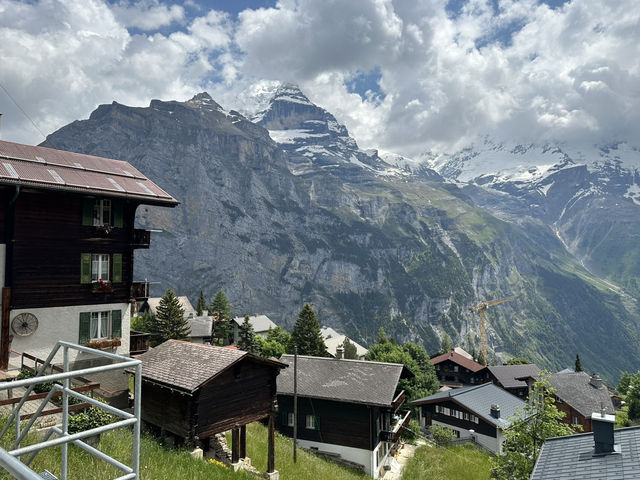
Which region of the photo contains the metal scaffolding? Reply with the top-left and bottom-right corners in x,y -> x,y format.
0,341 -> 142,479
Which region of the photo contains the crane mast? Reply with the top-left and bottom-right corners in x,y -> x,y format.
469,297 -> 510,366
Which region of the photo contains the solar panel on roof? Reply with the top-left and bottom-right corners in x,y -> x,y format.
2,163 -> 19,178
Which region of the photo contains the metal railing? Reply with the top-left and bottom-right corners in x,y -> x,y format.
0,341 -> 142,479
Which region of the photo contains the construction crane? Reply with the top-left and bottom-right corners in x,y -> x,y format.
469,297 -> 511,366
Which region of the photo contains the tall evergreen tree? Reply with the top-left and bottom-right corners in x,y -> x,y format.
441,333 -> 453,353
210,290 -> 233,345
154,288 -> 190,345
289,304 -> 327,356
342,337 -> 358,359
196,290 -> 207,316
237,314 -> 260,355
574,354 -> 583,372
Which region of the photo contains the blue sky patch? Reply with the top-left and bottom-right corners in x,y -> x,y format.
346,67 -> 385,103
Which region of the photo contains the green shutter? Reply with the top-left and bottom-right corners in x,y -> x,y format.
111,309 -> 122,338
80,253 -> 92,284
82,199 -> 93,226
112,253 -> 123,283
281,411 -> 287,426
79,313 -> 91,344
113,202 -> 123,228
315,416 -> 320,430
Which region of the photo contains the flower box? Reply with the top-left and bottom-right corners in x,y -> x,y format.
85,338 -> 122,350
91,279 -> 113,294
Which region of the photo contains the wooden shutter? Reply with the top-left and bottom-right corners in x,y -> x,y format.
80,253 -> 92,284
111,309 -> 122,338
78,313 -> 91,344
315,416 -> 320,430
281,411 -> 287,426
113,201 -> 124,228
112,253 -> 123,283
82,199 -> 93,226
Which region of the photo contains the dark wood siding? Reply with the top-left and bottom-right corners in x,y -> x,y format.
196,358 -> 278,438
141,381 -> 193,438
277,395 -> 373,450
3,189 -> 138,308
422,400 -> 498,438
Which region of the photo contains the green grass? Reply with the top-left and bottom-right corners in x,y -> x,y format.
233,422 -> 370,480
403,443 -> 493,480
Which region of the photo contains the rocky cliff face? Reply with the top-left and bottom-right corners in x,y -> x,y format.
41,91 -> 640,381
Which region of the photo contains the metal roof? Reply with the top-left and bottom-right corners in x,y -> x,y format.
550,372 -> 615,417
409,382 -> 528,430
0,140 -> 177,206
133,340 -> 285,393
487,364 -> 541,389
232,315 -> 278,333
277,355 -> 406,407
531,426 -> 640,479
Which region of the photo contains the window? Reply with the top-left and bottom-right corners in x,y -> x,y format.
453,366 -> 459,372
287,412 -> 295,427
93,199 -> 112,226
305,415 -> 319,430
91,311 -> 111,339
92,254 -> 110,281
573,416 -> 580,425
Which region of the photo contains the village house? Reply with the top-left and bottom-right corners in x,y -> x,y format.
276,353 -> 411,478
131,340 -> 286,466
549,372 -> 615,432
0,139 -> 177,368
140,295 -> 212,344
409,382 -> 527,454
429,350 -> 487,388
531,413 -> 640,479
320,326 -> 368,360
232,314 -> 278,343
486,364 -> 541,399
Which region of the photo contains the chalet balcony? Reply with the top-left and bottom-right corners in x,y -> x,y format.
391,390 -> 406,412
130,281 -> 150,299
379,410 -> 411,444
132,228 -> 151,249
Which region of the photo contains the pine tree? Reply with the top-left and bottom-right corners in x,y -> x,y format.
441,333 -> 453,353
196,290 -> 207,316
210,290 -> 233,345
289,304 -> 327,356
154,288 -> 190,345
377,327 -> 388,344
237,314 -> 260,355
574,354 -> 583,372
342,337 -> 358,359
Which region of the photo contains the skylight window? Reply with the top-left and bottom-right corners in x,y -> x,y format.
2,163 -> 19,179
136,181 -> 156,196
107,177 -> 125,192
48,169 -> 65,184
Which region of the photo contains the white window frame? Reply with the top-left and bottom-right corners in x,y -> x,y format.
91,254 -> 110,281
93,199 -> 112,226
572,416 -> 580,425
90,311 -> 112,340
287,412 -> 295,427
305,415 -> 316,430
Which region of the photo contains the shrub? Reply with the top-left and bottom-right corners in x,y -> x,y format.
431,425 -> 456,446
68,406 -> 116,434
401,419 -> 423,444
17,368 -> 55,394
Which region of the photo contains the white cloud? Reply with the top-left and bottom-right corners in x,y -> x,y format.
111,0 -> 185,31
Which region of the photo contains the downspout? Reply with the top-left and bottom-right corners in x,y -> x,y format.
2,185 -> 20,369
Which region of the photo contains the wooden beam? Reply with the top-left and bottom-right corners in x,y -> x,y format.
1,287 -> 11,370
240,424 -> 246,459
231,424 -> 240,464
267,413 -> 275,473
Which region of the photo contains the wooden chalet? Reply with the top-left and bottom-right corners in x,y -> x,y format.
486,364 -> 541,399
430,350 -> 487,388
0,139 -> 177,367
132,340 -> 286,467
410,382 -> 527,454
276,355 -> 412,479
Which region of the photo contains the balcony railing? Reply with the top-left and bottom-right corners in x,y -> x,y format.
130,281 -> 149,300
391,390 -> 405,412
132,229 -> 150,249
379,410 -> 411,444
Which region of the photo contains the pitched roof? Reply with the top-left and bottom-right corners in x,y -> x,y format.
0,139 -> 177,206
531,426 -> 640,479
409,382 -> 527,430
550,372 -> 615,417
276,355 -> 406,407
232,315 -> 277,332
146,296 -> 195,316
320,327 -> 368,358
133,339 -> 285,392
487,364 -> 541,389
430,351 -> 485,373
188,316 -> 213,338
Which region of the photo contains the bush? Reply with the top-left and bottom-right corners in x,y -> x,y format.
431,425 -> 456,446
401,419 -> 423,444
17,368 -> 55,394
68,406 -> 116,434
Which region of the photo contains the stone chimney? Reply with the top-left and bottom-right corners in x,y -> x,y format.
590,374 -> 603,389
591,412 -> 618,455
490,404 -> 500,419
335,346 -> 344,360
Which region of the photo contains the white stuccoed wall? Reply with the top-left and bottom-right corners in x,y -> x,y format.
296,439 -> 376,477
9,303 -> 131,365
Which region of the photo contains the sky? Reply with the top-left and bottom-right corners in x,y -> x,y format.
1,0 -> 639,157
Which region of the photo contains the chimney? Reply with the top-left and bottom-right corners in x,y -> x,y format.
591,412 -> 617,455
590,374 -> 603,389
335,347 -> 344,360
490,404 -> 500,419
